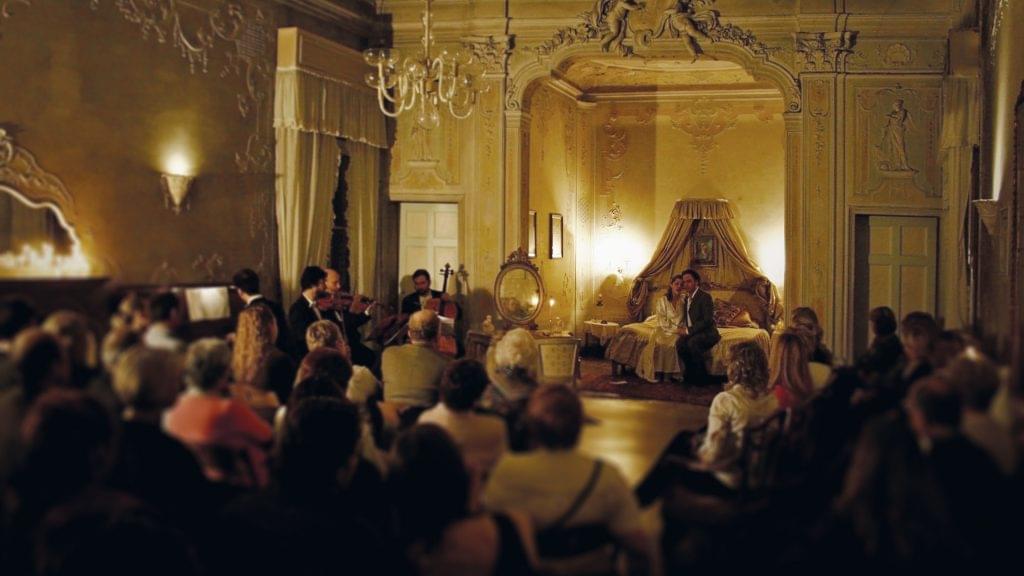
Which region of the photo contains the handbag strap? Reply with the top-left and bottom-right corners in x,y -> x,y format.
548,459 -> 604,532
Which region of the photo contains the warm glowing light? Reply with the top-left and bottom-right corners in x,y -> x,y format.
594,230 -> 646,278
753,234 -> 786,288
548,298 -> 556,308
0,242 -> 91,278
165,152 -> 192,176
530,293 -> 540,307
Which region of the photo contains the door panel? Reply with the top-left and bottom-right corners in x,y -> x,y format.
866,215 -> 938,323
399,203 -> 459,296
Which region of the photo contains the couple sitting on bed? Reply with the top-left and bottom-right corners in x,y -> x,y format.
654,269 -> 720,385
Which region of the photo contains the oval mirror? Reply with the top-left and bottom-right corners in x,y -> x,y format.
0,186 -> 89,277
494,247 -> 544,327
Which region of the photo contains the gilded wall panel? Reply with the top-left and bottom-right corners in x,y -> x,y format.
846,39 -> 946,73
845,76 -> 943,209
802,76 -> 835,337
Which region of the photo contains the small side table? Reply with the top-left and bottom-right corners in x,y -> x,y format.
583,320 -> 620,350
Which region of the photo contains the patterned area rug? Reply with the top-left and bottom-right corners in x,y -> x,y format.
577,359 -> 722,406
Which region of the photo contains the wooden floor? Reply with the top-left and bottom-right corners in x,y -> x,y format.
578,396 -> 710,487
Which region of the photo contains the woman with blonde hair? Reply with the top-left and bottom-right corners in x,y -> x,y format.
769,331 -> 815,409
231,305 -> 295,421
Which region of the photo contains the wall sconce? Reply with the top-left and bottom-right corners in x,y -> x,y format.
161,173 -> 195,214
973,198 -> 999,234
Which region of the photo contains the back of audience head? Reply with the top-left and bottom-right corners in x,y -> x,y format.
526,385 -> 583,450
0,295 -> 37,343
42,310 -> 97,371
492,327 -> 538,382
276,397 -> 360,500
931,330 -> 966,370
900,312 -> 939,362
305,319 -> 348,356
869,306 -> 898,337
392,424 -> 469,547
727,340 -> 770,395
408,309 -> 440,343
287,374 -> 345,413
147,292 -> 182,326
232,305 -> 277,385
12,328 -> 70,400
36,491 -> 200,576
942,353 -> 999,412
906,376 -> 962,438
110,292 -> 147,333
232,268 -> 261,298
294,348 -> 352,392
441,359 -> 490,412
18,389 -> 116,504
183,338 -> 231,393
112,346 -> 182,421
791,307 -> 823,339
769,331 -> 814,404
100,326 -> 140,372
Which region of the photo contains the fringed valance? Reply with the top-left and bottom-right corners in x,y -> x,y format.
274,68 -> 388,149
673,198 -> 735,220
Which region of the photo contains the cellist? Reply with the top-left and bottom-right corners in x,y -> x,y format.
401,269 -> 450,315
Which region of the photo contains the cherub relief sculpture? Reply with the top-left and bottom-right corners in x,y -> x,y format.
597,0 -> 646,55
653,0 -> 717,61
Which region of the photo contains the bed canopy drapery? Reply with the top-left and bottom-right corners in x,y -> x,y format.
625,198 -> 783,326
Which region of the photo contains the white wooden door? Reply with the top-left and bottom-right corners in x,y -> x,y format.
867,216 -> 938,324
398,203 -> 459,295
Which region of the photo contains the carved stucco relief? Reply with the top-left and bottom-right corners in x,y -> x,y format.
847,39 -> 946,73
794,31 -> 857,73
850,81 -> 942,206
600,108 -> 627,197
192,252 -> 225,281
668,97 -> 739,175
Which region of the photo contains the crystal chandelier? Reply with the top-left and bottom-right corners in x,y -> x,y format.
363,0 -> 486,129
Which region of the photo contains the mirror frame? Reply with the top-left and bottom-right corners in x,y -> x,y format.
493,247 -> 544,328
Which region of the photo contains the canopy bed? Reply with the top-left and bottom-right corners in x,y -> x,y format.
605,199 -> 782,383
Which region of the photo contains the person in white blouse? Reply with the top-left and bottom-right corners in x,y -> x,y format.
654,274 -> 687,334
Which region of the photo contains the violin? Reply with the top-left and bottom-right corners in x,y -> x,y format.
317,292 -> 375,313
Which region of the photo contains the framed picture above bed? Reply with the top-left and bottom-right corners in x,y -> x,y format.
692,234 -> 717,267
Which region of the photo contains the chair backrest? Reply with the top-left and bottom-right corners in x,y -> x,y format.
737,409 -> 787,498
534,336 -> 581,387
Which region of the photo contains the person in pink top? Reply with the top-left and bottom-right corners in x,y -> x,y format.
164,338 -> 273,488
769,331 -> 816,409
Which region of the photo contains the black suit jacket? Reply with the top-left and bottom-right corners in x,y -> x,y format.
246,296 -> 291,354
400,290 -> 443,315
288,296 -> 320,360
684,289 -> 719,339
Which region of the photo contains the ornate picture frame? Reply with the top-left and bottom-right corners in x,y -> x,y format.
692,234 -> 717,267
550,213 -> 563,259
528,210 -> 537,258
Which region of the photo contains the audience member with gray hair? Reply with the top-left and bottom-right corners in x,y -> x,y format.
481,328 -> 539,451
164,338 -> 272,487
381,309 -> 449,411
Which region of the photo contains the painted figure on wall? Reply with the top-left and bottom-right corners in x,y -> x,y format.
878,99 -> 913,172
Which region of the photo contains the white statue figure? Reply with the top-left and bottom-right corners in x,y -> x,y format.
878,98 -> 913,171
598,0 -> 646,54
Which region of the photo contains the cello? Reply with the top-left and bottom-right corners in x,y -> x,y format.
424,263 -> 460,356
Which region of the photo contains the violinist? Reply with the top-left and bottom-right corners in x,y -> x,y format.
322,267 -> 377,368
401,269 -> 448,315
287,266 -> 329,360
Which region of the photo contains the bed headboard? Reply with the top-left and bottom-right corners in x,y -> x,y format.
640,277 -> 779,331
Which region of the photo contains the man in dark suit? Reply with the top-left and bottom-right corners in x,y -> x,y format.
287,266 -> 328,361
232,268 -> 291,354
400,269 -> 444,315
674,268 -> 720,384
323,267 -> 377,369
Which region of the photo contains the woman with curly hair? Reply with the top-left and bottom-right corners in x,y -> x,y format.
231,305 -> 295,421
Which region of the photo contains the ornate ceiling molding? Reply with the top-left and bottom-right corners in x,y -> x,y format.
462,34 -> 513,75
0,129 -> 78,225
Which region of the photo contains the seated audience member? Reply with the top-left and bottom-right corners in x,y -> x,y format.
42,310 -> 118,412
217,398 -> 396,576
2,389 -> 116,575
905,376 -> 1010,559
231,305 -> 295,417
866,311 -> 938,413
791,306 -> 833,365
107,346 -> 209,530
484,386 -> 650,574
482,328 -> 538,451
825,411 -> 966,567
143,292 -> 185,353
769,331 -> 816,409
164,338 -> 272,488
943,354 -> 1016,475
0,329 -> 69,485
419,359 -> 508,481
109,291 -> 148,334
787,325 -> 832,388
856,306 -> 903,384
0,297 -> 37,391
394,424 -> 536,576
931,330 -> 967,370
636,341 -> 779,506
232,267 -> 291,353
305,319 -> 379,403
381,309 -> 449,411
100,326 -> 141,374
34,491 -> 201,576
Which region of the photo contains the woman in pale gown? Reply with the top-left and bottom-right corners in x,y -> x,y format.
638,274 -> 688,381
655,274 -> 687,333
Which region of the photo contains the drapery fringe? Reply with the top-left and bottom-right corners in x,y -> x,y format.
274,68 -> 388,149
672,198 -> 735,220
